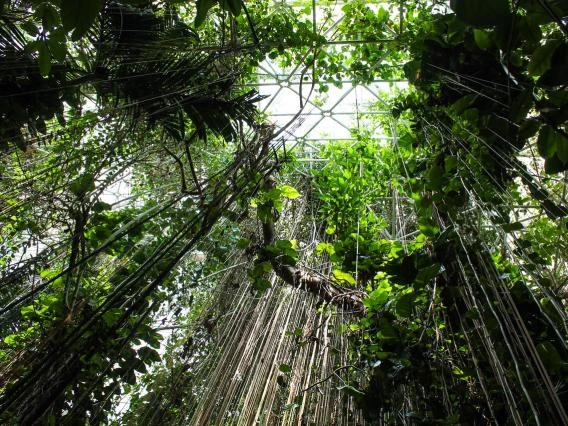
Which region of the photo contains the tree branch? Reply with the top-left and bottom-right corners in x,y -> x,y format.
259,177 -> 366,314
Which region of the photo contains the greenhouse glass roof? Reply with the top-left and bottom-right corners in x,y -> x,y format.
240,0 -> 409,150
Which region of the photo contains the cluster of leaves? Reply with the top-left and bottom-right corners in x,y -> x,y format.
376,17 -> 568,419
248,182 -> 300,292
0,0 -> 280,422
400,0 -> 568,178
1,0 -> 261,152
312,138 -> 400,284
312,111 -> 567,423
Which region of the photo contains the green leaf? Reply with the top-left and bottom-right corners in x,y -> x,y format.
519,119 -> 541,140
279,363 -> 292,373
37,2 -> 61,29
69,173 -> 95,197
38,42 -> 52,76
138,346 -> 161,365
418,217 -> 440,237
220,0 -> 242,15
61,0 -> 102,40
251,261 -> 272,277
236,238 -> 251,249
451,0 -> 511,27
252,277 -> 272,292
545,154 -> 567,174
364,281 -> 391,309
21,21 -> 38,37
528,40 -> 561,77
395,291 -> 415,318
315,242 -> 335,255
48,39 -> 67,62
332,269 -> 356,286
195,0 -> 216,27
509,88 -> 534,122
473,29 -> 492,50
444,156 -> 458,173
415,263 -> 441,286
536,342 -> 562,373
4,334 -> 18,346
502,222 -> 523,232
20,305 -> 37,319
450,94 -> 477,115
257,204 -> 272,223
538,126 -> 568,163
539,43 -> 568,87
93,201 -> 112,212
557,135 -> 568,163
377,318 -> 397,339
280,185 -> 301,199
427,165 -> 445,190
102,308 -> 123,328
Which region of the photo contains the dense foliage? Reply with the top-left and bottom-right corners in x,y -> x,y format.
0,0 -> 567,424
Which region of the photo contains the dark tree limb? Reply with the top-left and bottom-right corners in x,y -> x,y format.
163,145 -> 188,193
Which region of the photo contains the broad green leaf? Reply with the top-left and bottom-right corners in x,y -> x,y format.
537,126 -> 568,161
102,308 -> 123,328
236,238 -> 251,249
473,29 -> 492,50
332,269 -> 356,286
528,40 -> 561,77
195,0 -> 216,27
93,201 -> 112,212
415,263 -> 441,286
69,173 -> 95,197
280,185 -> 301,199
21,21 -> 38,37
377,318 -> 397,339
557,135 -> 568,163
138,346 -> 161,365
364,281 -> 391,309
403,59 -> 421,84
444,156 -> 458,173
395,291 -> 415,318
316,242 -> 335,255
501,222 -> 523,232
279,363 -> 292,373
38,42 -> 52,76
61,0 -> 102,40
451,0 -> 511,27
252,277 -> 272,292
20,305 -> 37,319
539,43 -> 568,87
48,39 -> 67,62
536,342 -> 562,373
251,261 -> 272,277
418,217 -> 440,237
544,154 -> 567,174
450,94 -> 477,115
4,334 -> 18,346
257,204 -> 272,223
509,88 -> 534,122
220,0 -> 242,16
36,2 -> 61,28
427,165 -> 444,190
273,198 -> 284,213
